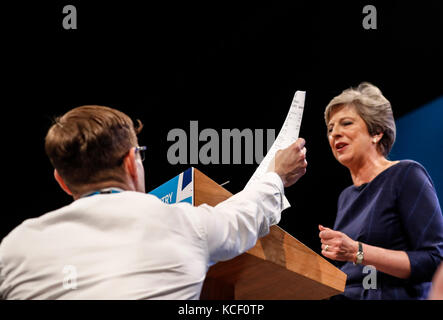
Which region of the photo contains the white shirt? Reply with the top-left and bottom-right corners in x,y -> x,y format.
0,172 -> 287,300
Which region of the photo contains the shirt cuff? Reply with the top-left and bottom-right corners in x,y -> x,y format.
262,172 -> 291,211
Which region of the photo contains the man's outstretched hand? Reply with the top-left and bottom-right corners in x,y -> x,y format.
274,138 -> 307,187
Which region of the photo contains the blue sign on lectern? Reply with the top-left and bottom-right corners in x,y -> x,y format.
149,167 -> 194,205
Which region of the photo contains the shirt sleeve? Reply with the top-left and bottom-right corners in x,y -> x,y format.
195,172 -> 286,264
398,162 -> 443,283
0,250 -> 5,299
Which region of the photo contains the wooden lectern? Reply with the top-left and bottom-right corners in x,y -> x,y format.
193,168 -> 347,300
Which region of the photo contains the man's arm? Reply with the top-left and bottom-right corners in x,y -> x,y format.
196,138 -> 307,263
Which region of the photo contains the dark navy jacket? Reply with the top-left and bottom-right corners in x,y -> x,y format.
333,160 -> 443,299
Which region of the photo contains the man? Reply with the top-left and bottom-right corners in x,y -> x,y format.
0,105 -> 307,299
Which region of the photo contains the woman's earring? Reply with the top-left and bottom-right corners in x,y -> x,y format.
373,138 -> 377,143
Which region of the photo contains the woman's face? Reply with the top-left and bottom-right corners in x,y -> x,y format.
327,104 -> 374,167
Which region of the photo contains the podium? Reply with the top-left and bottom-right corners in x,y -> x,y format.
150,168 -> 347,300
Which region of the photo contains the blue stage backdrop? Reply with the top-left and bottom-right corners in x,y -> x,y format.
390,96 -> 443,208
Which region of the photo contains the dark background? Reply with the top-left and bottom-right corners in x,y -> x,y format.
2,1 -> 443,257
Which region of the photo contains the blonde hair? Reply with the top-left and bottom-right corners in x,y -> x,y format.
324,82 -> 396,157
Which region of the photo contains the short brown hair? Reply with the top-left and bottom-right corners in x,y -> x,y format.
45,105 -> 143,190
324,82 -> 396,157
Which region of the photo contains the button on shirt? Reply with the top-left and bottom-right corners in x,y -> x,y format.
0,172 -> 287,299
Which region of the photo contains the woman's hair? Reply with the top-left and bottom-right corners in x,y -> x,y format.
324,82 -> 396,157
45,105 -> 143,191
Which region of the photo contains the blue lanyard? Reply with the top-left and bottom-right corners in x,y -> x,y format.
82,188 -> 122,198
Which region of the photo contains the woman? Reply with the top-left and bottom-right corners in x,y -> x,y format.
319,82 -> 443,299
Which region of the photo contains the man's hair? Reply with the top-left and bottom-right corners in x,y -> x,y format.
324,82 -> 396,157
45,105 -> 143,191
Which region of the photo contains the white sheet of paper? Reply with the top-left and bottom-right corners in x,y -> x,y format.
246,90 -> 306,208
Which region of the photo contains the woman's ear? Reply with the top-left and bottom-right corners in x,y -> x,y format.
373,132 -> 384,144
54,169 -> 73,196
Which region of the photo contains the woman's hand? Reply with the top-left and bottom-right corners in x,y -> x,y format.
319,225 -> 358,262
318,225 -> 412,279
